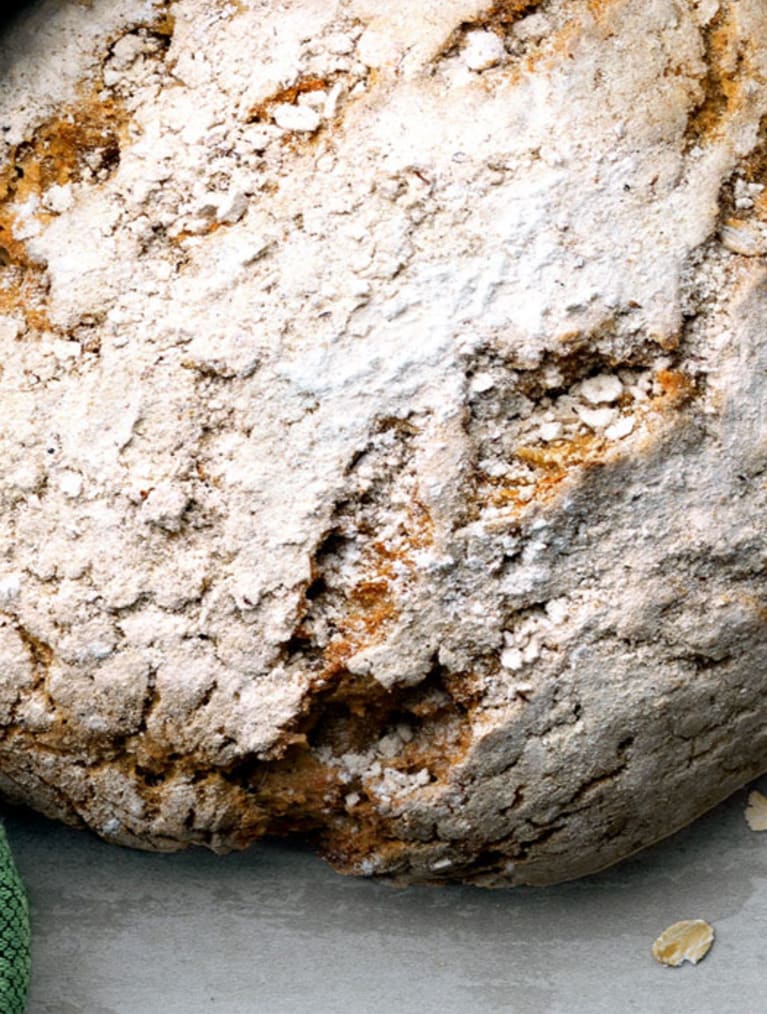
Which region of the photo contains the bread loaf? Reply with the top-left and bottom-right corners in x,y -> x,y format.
0,0 -> 766,885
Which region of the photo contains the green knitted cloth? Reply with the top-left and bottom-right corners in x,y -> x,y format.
0,823 -> 30,1013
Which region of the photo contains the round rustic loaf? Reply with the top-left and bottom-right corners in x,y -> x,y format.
0,0 -> 766,885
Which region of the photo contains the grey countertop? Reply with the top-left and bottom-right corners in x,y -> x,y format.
7,777 -> 767,1014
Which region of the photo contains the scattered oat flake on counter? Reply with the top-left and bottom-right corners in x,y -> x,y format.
744,790 -> 767,831
652,920 -> 714,968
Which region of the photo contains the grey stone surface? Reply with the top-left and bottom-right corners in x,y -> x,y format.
7,778 -> 767,1014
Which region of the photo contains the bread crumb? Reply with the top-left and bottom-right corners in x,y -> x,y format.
576,404 -> 617,430
579,374 -> 623,404
605,415 -> 635,441
431,857 -> 453,870
272,103 -> 321,133
463,31 -> 506,72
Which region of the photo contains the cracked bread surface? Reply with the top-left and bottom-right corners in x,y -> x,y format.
0,0 -> 766,886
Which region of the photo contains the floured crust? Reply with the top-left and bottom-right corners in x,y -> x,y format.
0,0 -> 766,886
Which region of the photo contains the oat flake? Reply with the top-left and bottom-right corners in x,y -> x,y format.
652,920 -> 714,968
745,790 -> 767,831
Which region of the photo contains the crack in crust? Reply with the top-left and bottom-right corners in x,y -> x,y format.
684,3 -> 745,151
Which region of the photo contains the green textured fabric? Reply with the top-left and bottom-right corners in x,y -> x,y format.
0,823 -> 30,1013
